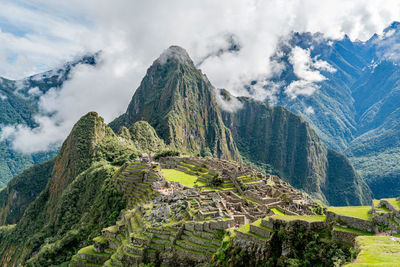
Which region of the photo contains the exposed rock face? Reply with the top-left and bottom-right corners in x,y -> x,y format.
110,46 -> 240,160
220,96 -> 372,205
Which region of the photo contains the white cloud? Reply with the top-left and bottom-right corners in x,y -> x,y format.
285,46 -> 336,99
285,80 -> 320,99
27,87 -> 42,97
214,89 -> 243,113
0,92 -> 6,100
305,106 -> 315,115
1,0 -> 400,153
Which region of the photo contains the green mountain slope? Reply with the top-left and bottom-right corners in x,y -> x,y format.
0,158 -> 55,225
0,112 -> 135,266
119,120 -> 166,153
110,46 -> 240,161
221,95 -> 372,205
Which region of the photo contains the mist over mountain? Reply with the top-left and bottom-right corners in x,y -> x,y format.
1,2 -> 400,265
251,22 -> 400,198
0,56 -> 96,187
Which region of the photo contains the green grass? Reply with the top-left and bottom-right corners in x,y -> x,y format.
377,206 -> 391,213
271,208 -> 285,215
161,169 -> 203,188
180,162 -> 208,173
382,198 -> 400,211
271,215 -> 326,222
93,236 -> 108,244
235,223 -> 269,241
333,226 -> 374,236
78,245 -> 111,257
252,219 -> 273,231
104,225 -> 119,234
345,236 -> 400,266
328,206 -> 372,221
236,223 -> 250,233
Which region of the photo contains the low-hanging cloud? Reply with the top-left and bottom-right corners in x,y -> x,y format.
285,46 -> 336,99
1,0 -> 400,153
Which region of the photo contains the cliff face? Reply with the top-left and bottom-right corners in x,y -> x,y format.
221,96 -> 372,205
110,46 -> 240,160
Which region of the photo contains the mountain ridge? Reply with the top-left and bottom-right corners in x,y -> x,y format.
266,24 -> 400,198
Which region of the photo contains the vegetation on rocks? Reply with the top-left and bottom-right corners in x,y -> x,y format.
0,158 -> 55,225
0,112 -> 129,266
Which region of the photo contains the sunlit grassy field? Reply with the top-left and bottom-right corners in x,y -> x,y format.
328,206 -> 372,221
161,169 -> 207,188
345,236 -> 400,266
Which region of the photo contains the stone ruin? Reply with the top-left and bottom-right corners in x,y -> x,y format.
70,156 -> 324,266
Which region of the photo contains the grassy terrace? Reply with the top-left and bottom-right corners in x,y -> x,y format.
78,245 -> 111,257
93,236 -> 107,244
180,162 -> 208,173
235,223 -> 269,241
271,208 -> 285,215
345,236 -> 400,266
271,214 -> 326,222
328,206 -> 372,221
333,226 -> 374,236
252,219 -> 273,231
161,169 -> 207,188
382,198 -> 400,211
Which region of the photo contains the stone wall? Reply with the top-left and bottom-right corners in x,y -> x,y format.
234,230 -> 267,246
332,229 -> 360,244
380,200 -> 400,217
326,211 -> 374,232
269,218 -> 326,231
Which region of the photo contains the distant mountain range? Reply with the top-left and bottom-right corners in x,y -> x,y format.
264,22 -> 400,198
0,55 -> 96,187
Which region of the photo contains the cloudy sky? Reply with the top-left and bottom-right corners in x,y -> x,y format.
1,0 -> 400,153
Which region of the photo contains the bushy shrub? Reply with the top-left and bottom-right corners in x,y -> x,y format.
210,174 -> 223,187
154,150 -> 180,160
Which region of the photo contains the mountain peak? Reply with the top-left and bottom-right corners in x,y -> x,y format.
156,45 -> 192,65
110,46 -> 240,160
